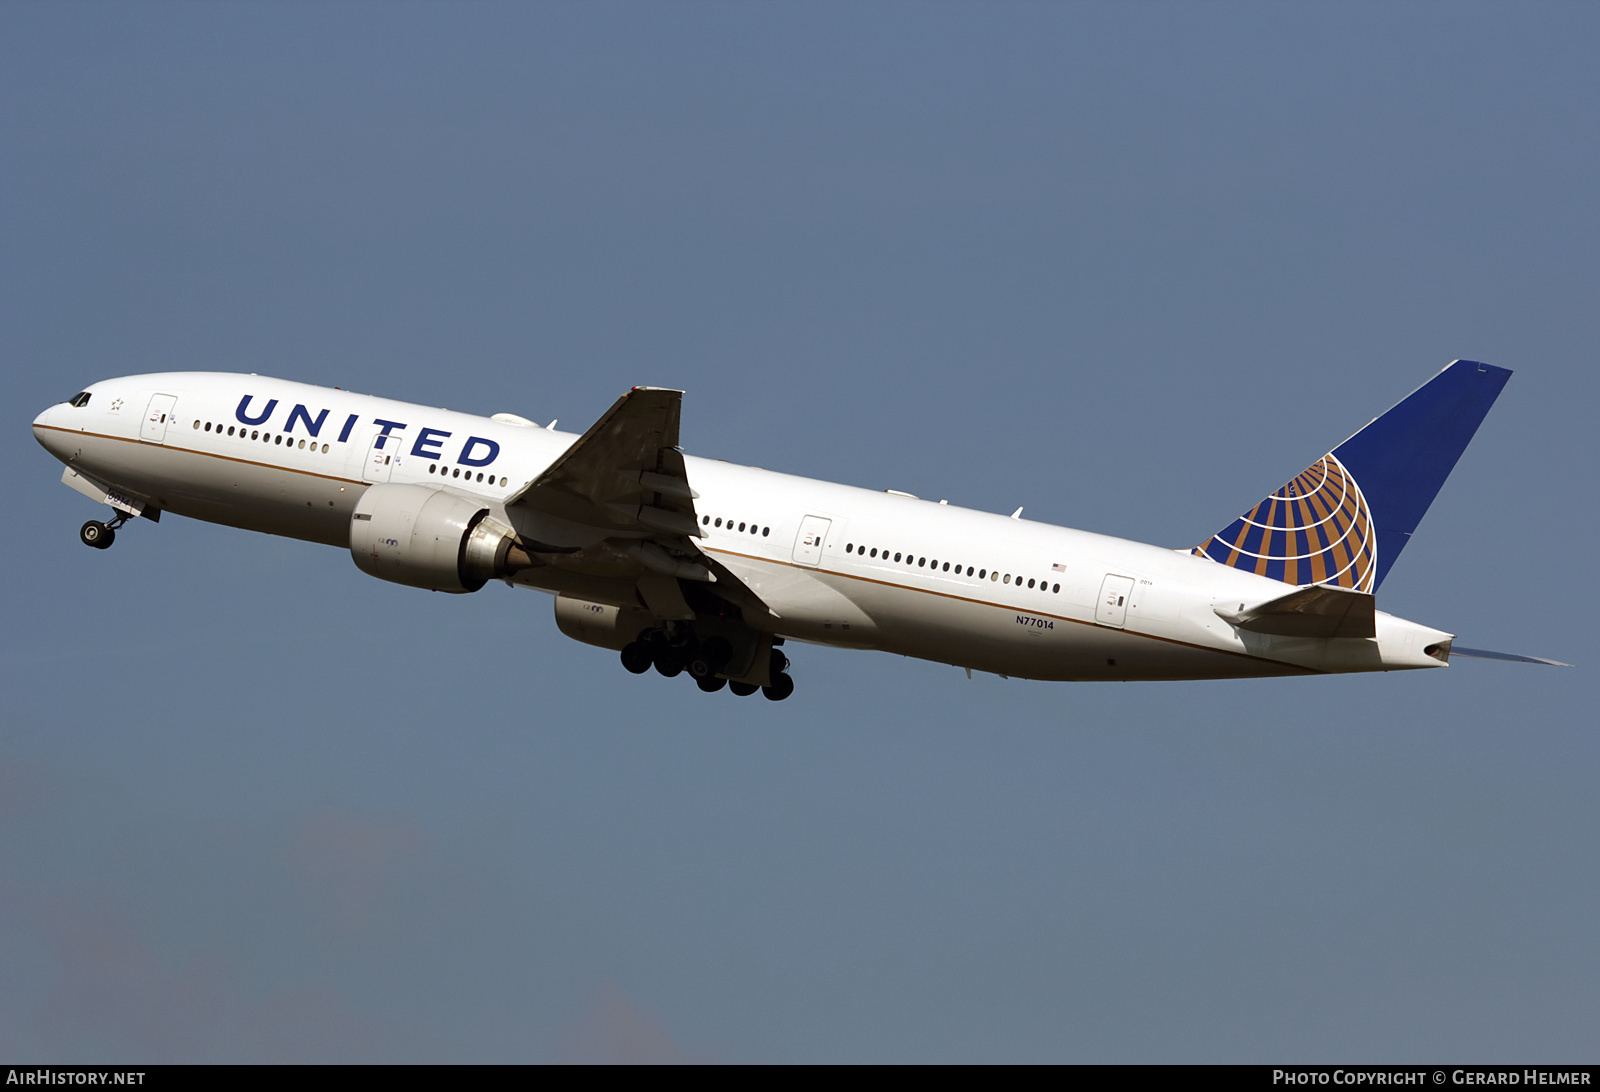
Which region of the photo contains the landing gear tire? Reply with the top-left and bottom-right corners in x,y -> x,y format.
653,650 -> 683,678
762,672 -> 795,702
728,681 -> 759,697
620,642 -> 653,674
695,674 -> 727,693
80,521 -> 114,549
688,637 -> 733,680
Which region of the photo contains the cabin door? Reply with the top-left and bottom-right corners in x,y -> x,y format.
792,515 -> 832,567
363,433 -> 398,483
140,394 -> 177,444
1096,574 -> 1135,628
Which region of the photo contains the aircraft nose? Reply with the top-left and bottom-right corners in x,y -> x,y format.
33,403 -> 66,457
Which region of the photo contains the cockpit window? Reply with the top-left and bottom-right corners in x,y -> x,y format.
67,392 -> 91,408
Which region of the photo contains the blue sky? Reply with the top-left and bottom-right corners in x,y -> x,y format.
2,1 -> 1596,1062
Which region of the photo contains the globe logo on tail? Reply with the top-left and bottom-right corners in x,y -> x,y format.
1193,453 -> 1377,592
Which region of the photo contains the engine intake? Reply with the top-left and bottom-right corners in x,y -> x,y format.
350,483 -> 533,593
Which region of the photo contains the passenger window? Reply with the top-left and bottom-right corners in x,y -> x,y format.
966,566 -> 974,576
325,445 -> 332,454
429,464 -> 436,474
762,527 -> 769,537
715,518 -> 722,527
1052,583 -> 1060,593
703,515 -> 710,525
1027,578 -> 1035,588
192,420 -> 200,429
298,439 -> 306,449
738,522 -> 746,532
477,473 -> 484,483
942,562 -> 950,572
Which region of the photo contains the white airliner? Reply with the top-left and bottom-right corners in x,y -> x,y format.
30,360 -> 1563,699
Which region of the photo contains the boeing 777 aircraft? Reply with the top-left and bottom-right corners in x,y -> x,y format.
30,360 -> 1563,700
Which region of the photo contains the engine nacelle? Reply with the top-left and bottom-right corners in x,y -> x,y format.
554,595 -> 656,651
350,483 -> 531,593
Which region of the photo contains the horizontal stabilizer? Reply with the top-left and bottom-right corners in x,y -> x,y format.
1214,583 -> 1375,639
1449,645 -> 1570,667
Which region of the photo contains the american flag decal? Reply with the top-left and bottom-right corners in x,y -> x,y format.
1051,563 -> 1066,572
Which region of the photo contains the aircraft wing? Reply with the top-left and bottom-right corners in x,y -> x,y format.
504,387 -> 773,620
509,386 -> 699,538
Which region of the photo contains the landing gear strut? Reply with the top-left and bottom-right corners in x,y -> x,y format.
80,513 -> 128,550
762,649 -> 794,702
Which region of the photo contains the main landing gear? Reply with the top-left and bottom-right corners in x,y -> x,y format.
80,514 -> 129,550
620,631 -> 796,701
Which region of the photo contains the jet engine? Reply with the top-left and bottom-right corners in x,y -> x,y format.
350,483 -> 533,593
553,595 -> 656,651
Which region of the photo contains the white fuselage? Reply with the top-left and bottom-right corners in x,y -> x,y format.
32,373 -> 1453,682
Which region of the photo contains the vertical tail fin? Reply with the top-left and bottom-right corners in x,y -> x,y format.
1195,360 -> 1512,591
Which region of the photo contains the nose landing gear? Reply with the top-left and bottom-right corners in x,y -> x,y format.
80,514 -> 129,550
